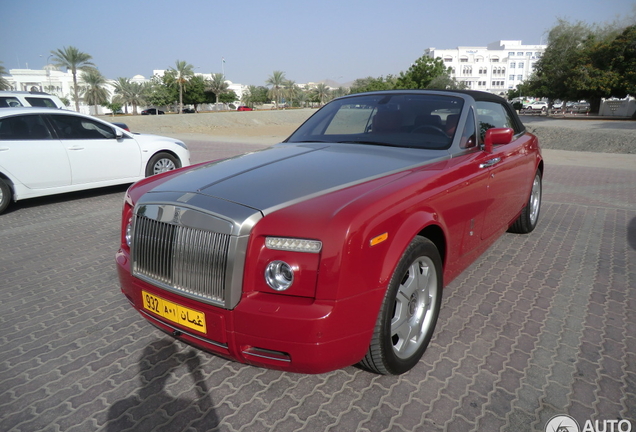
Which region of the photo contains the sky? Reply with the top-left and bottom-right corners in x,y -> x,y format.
2,0 -> 635,88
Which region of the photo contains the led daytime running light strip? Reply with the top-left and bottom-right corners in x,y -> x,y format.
265,237 -> 322,253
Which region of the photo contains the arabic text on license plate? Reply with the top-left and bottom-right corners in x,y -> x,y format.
142,290 -> 207,333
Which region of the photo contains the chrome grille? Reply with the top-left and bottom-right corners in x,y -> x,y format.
132,214 -> 231,306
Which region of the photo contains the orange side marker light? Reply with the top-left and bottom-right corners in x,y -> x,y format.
370,232 -> 389,247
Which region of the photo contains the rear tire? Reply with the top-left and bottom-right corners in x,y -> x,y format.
0,178 -> 12,214
509,170 -> 542,234
361,236 -> 443,375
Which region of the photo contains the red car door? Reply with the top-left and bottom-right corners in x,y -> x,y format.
477,102 -> 537,240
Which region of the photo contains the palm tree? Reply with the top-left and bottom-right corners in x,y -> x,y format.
266,70 -> 286,109
113,78 -> 145,115
314,83 -> 331,106
80,68 -> 110,115
50,46 -> 95,112
168,60 -> 194,113
332,86 -> 349,99
0,62 -> 10,91
296,90 -> 310,108
207,73 -> 229,105
283,80 -> 299,108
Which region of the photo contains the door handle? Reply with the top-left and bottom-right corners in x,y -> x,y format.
479,157 -> 501,168
68,146 -> 85,151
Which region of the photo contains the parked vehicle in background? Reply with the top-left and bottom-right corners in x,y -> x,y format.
141,108 -> 165,115
523,100 -> 548,111
237,106 -> 253,111
111,122 -> 130,131
0,107 -> 190,214
569,101 -> 590,114
116,89 -> 543,375
0,91 -> 65,109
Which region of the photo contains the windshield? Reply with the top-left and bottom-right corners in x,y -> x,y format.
287,93 -> 464,150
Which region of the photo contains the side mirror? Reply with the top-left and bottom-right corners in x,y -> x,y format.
483,128 -> 514,153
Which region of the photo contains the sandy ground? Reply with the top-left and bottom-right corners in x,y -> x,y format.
100,109 -> 636,171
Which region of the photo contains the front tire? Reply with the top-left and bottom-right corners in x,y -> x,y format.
146,152 -> 179,177
361,236 -> 443,375
0,178 -> 12,214
509,170 -> 542,234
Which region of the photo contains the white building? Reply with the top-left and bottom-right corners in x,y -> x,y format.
425,40 -> 546,95
3,66 -> 247,114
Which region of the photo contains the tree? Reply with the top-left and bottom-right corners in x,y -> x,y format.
183,75 -> 209,112
206,73 -> 229,104
266,71 -> 286,108
525,20 -> 596,103
0,62 -> 10,91
526,20 -> 636,112
241,85 -> 269,107
395,56 -> 449,89
144,75 -> 175,110
168,60 -> 194,113
113,77 -> 146,115
332,86 -> 349,99
590,25 -> 636,98
313,83 -> 331,106
219,90 -> 238,104
349,76 -> 397,94
296,90 -> 310,108
283,80 -> 300,107
80,68 -> 110,115
102,101 -> 123,116
427,74 -> 468,90
50,46 -> 95,112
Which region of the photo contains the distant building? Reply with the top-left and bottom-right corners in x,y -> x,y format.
3,67 -> 247,114
425,40 -> 546,95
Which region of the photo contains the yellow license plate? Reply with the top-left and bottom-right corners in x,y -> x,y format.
142,290 -> 207,334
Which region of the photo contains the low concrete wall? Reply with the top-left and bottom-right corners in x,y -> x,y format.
599,98 -> 636,117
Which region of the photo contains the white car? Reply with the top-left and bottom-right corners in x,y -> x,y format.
523,100 -> 548,111
0,107 -> 190,214
0,90 -> 66,109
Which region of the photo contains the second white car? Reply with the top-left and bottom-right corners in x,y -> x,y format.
0,107 -> 190,214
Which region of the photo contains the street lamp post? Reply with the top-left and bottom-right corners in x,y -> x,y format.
47,55 -> 52,92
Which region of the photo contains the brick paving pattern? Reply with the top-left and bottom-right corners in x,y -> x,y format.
0,139 -> 634,431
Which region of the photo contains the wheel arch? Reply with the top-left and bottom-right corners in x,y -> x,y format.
377,212 -> 448,290
145,150 -> 183,177
417,224 -> 447,267
0,172 -> 15,198
148,149 -> 182,165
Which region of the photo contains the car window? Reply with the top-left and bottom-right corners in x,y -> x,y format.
475,101 -> 515,142
288,94 -> 464,150
0,114 -> 52,140
25,97 -> 57,108
49,114 -> 116,140
0,97 -> 23,108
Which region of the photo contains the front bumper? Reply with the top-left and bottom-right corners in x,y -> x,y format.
116,249 -> 373,374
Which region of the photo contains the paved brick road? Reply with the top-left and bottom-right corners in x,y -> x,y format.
0,139 -> 634,431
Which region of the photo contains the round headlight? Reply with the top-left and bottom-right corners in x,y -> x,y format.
265,261 -> 294,291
